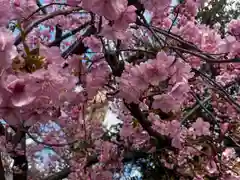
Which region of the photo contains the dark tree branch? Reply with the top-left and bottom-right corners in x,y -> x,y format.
14,7 -> 83,46
190,91 -> 218,125
48,22 -> 91,47
25,129 -> 77,147
125,103 -> 170,147
42,167 -> 71,180
128,0 -> 145,15
12,132 -> 27,180
61,25 -> 96,58
100,37 -> 170,147
41,149 -> 150,180
54,24 -> 63,47
24,2 -> 76,23
36,0 -> 47,14
193,68 -> 240,112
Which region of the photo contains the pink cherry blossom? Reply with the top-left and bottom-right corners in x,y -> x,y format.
91,170 -> 113,180
192,118 -> 211,136
167,120 -> 181,137
82,35 -> 102,52
100,24 -> 130,40
86,58 -> 110,98
170,80 -> 190,100
140,0 -> 171,13
206,160 -> 218,174
169,59 -> 193,84
82,0 -> 128,20
228,19 -> 240,40
222,148 -> 236,162
0,27 -> 17,69
141,51 -> 170,86
0,1 -> 15,26
26,65 -> 76,105
11,0 -> 38,19
39,45 -> 65,66
113,5 -> 137,30
5,78 -> 35,107
177,21 -> 202,46
171,134 -> 183,149
99,141 -> 118,163
152,94 -> 180,112
193,175 -> 205,180
67,0 -> 81,6
220,122 -> 229,134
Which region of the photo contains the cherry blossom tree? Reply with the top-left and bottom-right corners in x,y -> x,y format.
0,0 -> 240,180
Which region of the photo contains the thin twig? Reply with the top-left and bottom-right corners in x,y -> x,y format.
190,91 -> 218,124
14,7 -> 83,46
181,96 -> 211,123
25,2 -> 81,22
162,10 -> 179,48
48,22 -> 91,47
170,46 -> 240,64
25,129 -> 77,147
138,15 -> 164,47
193,68 -> 240,113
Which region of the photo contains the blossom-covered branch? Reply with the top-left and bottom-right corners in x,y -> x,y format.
0,0 -> 239,179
